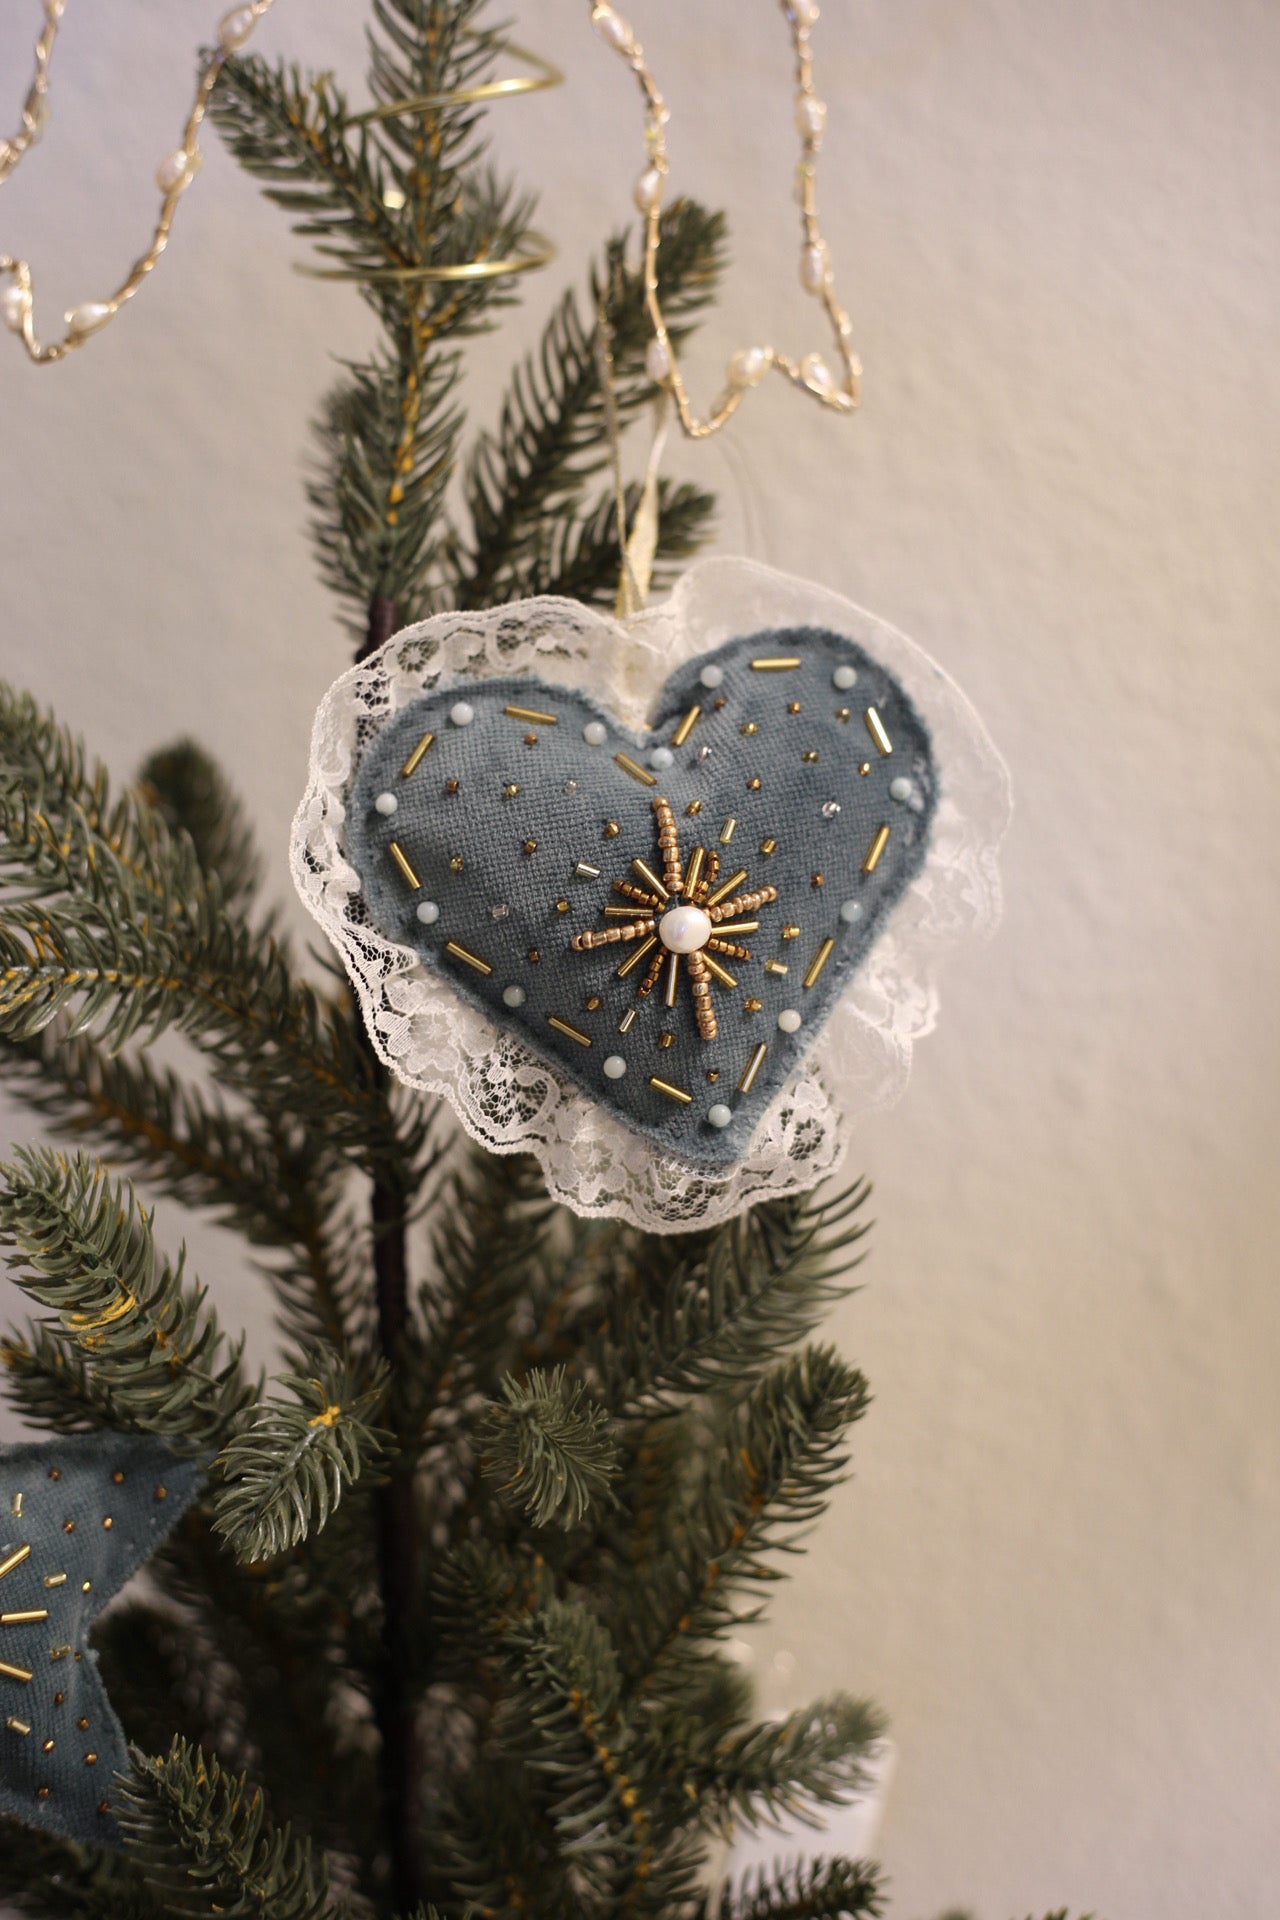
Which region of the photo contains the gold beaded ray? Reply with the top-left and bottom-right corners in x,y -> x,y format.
588,0 -> 861,437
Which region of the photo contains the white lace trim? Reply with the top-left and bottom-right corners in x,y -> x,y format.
290,558 -> 1011,1230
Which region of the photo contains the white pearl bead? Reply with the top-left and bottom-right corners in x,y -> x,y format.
416,900 -> 440,925
800,352 -> 834,394
890,776 -> 913,802
839,899 -> 862,925
1,284 -> 29,333
583,721 -> 607,746
727,346 -> 769,389
156,147 -> 198,194
658,905 -> 712,955
777,1008 -> 802,1034
218,7 -> 258,52
502,984 -> 527,1009
801,244 -> 827,294
449,701 -> 474,727
65,302 -> 112,338
791,0 -> 820,27
649,747 -> 674,770
699,664 -> 724,689
603,1054 -> 628,1080
592,6 -> 633,53
833,664 -> 857,690
634,167 -> 663,213
707,1104 -> 733,1129
645,336 -> 673,386
374,791 -> 398,816
796,96 -> 828,141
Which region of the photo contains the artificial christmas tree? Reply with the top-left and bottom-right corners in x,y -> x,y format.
0,5 -> 1038,1917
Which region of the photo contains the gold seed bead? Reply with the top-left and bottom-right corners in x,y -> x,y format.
604,820 -> 621,838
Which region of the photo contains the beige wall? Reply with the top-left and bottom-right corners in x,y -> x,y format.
1,2 -> 1277,1914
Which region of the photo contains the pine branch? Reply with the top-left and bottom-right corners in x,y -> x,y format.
480,1366 -> 619,1529
674,1695 -> 885,1829
0,1146 -> 253,1447
593,1183 -> 872,1414
0,683 -> 406,1168
624,1347 -> 871,1696
533,477 -> 716,609
698,1857 -> 886,1920
118,1737 -> 335,1920
213,1351 -> 391,1563
0,1821 -> 171,1920
451,199 -> 728,609
139,739 -> 265,914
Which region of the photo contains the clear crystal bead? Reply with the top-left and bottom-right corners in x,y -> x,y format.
696,746 -> 714,763
563,779 -> 579,794
491,903 -> 511,921
821,800 -> 841,818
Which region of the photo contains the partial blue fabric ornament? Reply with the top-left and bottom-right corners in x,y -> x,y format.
0,1432 -> 205,1845
293,559 -> 1010,1230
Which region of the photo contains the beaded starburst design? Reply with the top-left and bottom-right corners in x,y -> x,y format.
570,797 -> 779,1038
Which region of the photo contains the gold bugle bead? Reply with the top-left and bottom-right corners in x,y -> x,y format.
737,1042 -> 769,1094
864,706 -> 893,756
387,841 -> 421,890
710,920 -> 760,937
862,824 -> 891,874
683,845 -> 707,898
671,704 -> 701,746
0,1546 -> 31,1583
399,730 -> 435,777
445,942 -> 492,976
648,1076 -> 693,1106
700,951 -> 738,989
504,704 -> 558,725
615,752 -> 658,787
706,868 -> 749,909
750,657 -> 802,670
547,1015 -> 592,1047
802,937 -> 836,989
631,858 -> 669,902
662,951 -> 680,1008
616,933 -> 659,977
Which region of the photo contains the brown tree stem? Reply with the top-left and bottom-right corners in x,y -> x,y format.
358,590 -> 424,1914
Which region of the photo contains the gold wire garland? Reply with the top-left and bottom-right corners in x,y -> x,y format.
587,0 -> 861,438
0,4 -> 561,364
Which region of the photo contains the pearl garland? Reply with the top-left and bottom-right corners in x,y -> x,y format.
587,0 -> 862,438
1,2 -> 276,365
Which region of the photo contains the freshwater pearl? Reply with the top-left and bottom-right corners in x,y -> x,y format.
156,148 -> 197,194
707,1104 -> 732,1129
645,336 -> 672,385
633,167 -> 663,213
801,244 -> 827,294
796,96 -> 828,142
649,747 -> 674,770
890,776 -> 913,802
699,664 -> 724,689
839,899 -> 862,925
727,345 -> 769,389
218,7 -> 258,52
502,984 -> 527,1009
777,1008 -> 802,1034
603,1054 -> 628,1080
583,721 -> 608,746
658,904 -> 712,955
374,791 -> 398,816
65,302 -> 112,338
449,701 -> 474,726
592,6 -> 632,52
800,352 -> 834,394
416,900 -> 440,925
1,285 -> 29,333
832,665 -> 857,690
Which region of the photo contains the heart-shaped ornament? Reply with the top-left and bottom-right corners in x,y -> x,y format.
346,634 -> 933,1168
294,560 -> 1009,1228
